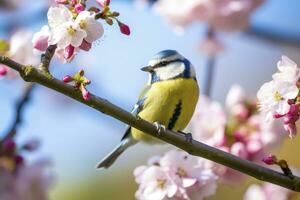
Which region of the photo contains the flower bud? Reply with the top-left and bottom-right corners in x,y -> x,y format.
0,65 -> 7,77
14,155 -> 24,166
83,78 -> 91,85
75,3 -> 85,13
118,21 -> 131,35
79,40 -> 92,51
233,131 -> 245,143
262,155 -> 277,165
81,86 -> 91,101
32,32 -> 49,52
2,139 -> 16,152
63,75 -> 73,83
96,0 -> 110,7
64,45 -> 75,60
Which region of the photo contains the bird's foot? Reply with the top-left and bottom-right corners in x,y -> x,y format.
154,122 -> 166,136
178,131 -> 193,143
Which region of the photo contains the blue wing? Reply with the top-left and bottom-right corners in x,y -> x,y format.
121,84 -> 151,140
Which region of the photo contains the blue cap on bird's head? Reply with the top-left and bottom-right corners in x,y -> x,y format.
141,50 -> 196,83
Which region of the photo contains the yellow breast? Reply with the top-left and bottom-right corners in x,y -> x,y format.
131,78 -> 199,143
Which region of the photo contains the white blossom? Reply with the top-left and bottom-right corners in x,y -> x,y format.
75,11 -> 104,43
257,80 -> 298,120
272,56 -> 300,85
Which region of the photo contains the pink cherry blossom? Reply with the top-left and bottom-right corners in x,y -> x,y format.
134,150 -> 218,200
32,26 -> 50,52
154,0 -> 264,32
243,183 -> 289,200
190,96 -> 227,147
191,85 -> 285,184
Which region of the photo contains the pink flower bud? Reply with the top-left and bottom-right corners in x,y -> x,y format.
63,75 -> 73,83
14,155 -> 24,166
32,34 -> 49,52
233,131 -> 246,143
81,86 -> 91,101
64,45 -> 75,60
3,139 -> 16,152
96,0 -> 110,7
118,22 -> 131,35
79,40 -> 92,51
75,3 -> 85,13
84,79 -> 91,85
262,155 -> 277,165
0,65 -> 7,77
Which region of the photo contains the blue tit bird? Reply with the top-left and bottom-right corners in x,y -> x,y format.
97,50 -> 200,169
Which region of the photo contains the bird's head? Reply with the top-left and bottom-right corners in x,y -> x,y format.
141,50 -> 196,83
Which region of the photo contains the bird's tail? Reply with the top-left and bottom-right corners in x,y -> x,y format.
96,135 -> 136,169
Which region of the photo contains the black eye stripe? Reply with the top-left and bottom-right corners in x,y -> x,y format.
153,59 -> 183,69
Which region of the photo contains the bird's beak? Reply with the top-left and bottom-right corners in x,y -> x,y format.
140,65 -> 154,72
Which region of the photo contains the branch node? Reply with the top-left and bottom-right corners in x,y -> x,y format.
20,65 -> 34,81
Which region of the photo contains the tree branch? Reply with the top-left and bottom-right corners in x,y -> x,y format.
39,45 -> 57,73
2,45 -> 57,140
3,83 -> 35,140
1,55 -> 300,192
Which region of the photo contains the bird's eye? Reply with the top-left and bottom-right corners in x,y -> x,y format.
160,61 -> 168,66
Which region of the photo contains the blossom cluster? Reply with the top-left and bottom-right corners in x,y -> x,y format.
257,56 -> 300,138
33,0 -> 130,63
134,150 -> 217,200
153,0 -> 264,32
63,69 -> 92,101
0,138 -> 54,200
190,85 -> 285,183
149,0 -> 264,56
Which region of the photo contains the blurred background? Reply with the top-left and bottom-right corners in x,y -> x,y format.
0,0 -> 300,199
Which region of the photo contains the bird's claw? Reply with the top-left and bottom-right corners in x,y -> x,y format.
178,131 -> 193,143
154,122 -> 166,136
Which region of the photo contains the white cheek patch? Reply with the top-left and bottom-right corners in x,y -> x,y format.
155,62 -> 185,80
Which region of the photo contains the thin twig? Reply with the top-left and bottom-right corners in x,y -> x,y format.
2,45 -> 57,140
3,83 -> 35,140
39,45 -> 57,73
1,55 -> 300,192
